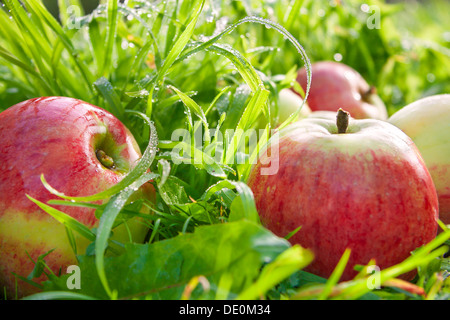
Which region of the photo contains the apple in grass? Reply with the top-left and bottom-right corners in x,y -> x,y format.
255,88 -> 311,129
247,109 -> 438,281
296,61 -> 388,120
276,88 -> 311,124
0,97 -> 155,298
388,94 -> 450,225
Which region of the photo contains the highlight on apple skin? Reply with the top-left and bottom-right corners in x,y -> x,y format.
247,109 -> 439,281
388,94 -> 450,225
0,97 -> 155,298
296,61 -> 388,120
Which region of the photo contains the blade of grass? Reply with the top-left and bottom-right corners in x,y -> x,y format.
4,0 -> 59,94
22,291 -> 97,300
146,0 -> 206,118
100,0 -> 119,78
317,248 -> 351,300
237,245 -> 314,300
94,77 -> 125,120
25,0 -> 96,95
25,195 -> 96,242
94,171 -> 157,299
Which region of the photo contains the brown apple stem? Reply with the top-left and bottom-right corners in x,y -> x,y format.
96,149 -> 115,169
336,109 -> 350,134
361,86 -> 376,102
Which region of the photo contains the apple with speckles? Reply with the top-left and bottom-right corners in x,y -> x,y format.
389,94 -> 450,225
0,97 -> 155,298
247,109 -> 438,281
296,61 -> 388,120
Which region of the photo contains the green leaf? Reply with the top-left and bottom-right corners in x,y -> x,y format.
51,220 -> 291,299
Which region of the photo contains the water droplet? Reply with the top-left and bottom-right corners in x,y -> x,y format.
333,53 -> 343,61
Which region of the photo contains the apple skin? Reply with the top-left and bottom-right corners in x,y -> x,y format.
255,88 -> 311,130
247,113 -> 438,281
388,94 -> 450,225
307,110 -> 344,120
0,97 -> 155,298
277,88 -> 311,124
296,61 -> 388,120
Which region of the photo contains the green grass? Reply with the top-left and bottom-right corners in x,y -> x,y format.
0,0 -> 449,300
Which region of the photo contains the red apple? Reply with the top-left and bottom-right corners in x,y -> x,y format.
0,97 -> 155,298
247,109 -> 438,281
388,94 -> 450,225
296,61 -> 388,120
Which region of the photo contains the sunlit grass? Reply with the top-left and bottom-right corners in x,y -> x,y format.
0,0 -> 449,300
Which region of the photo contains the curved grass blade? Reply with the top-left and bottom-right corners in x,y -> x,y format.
22,291 -> 97,300
201,179 -> 259,223
94,171 -> 158,299
25,195 -> 96,242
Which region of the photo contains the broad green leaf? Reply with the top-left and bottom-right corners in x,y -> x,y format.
45,220 -> 291,299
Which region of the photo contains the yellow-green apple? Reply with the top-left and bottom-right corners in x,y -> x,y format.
296,61 -> 388,120
388,94 -> 450,225
0,97 -> 155,298
277,88 -> 311,125
255,88 -> 311,129
247,109 -> 438,281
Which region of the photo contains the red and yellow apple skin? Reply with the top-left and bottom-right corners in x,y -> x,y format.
296,61 -> 388,120
0,97 -> 154,298
247,114 -> 438,281
388,94 -> 450,225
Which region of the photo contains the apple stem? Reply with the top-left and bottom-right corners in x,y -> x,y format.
361,86 -> 376,102
96,149 -> 115,169
336,109 -> 350,134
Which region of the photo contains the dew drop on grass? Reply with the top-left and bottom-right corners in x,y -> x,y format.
333,53 -> 343,61
426,73 -> 436,83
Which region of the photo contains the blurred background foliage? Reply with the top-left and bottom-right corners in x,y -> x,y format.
1,0 -> 449,117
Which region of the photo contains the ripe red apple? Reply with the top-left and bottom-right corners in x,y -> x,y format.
0,97 -> 155,298
247,109 -> 438,281
388,94 -> 450,225
296,61 -> 388,120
